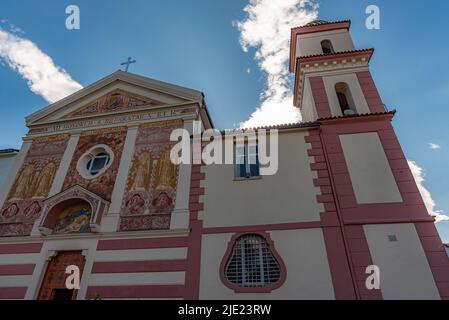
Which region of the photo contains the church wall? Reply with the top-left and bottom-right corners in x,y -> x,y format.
24,237 -> 98,299
0,242 -> 42,299
0,142 -> 32,209
62,127 -> 127,201
119,120 -> 183,232
199,229 -> 335,300
86,235 -> 189,299
200,130 -> 324,228
0,135 -> 70,237
339,132 -> 402,204
364,223 -> 440,300
316,115 -> 449,299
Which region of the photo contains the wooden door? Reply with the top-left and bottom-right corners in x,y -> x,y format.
37,251 -> 85,300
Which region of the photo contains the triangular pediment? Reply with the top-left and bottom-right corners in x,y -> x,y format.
27,71 -> 205,125
63,89 -> 165,118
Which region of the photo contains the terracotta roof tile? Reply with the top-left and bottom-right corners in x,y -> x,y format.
297,48 -> 374,61
291,19 -> 351,31
318,110 -> 396,121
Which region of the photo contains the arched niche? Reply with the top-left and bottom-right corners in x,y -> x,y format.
38,185 -> 109,236
42,199 -> 92,235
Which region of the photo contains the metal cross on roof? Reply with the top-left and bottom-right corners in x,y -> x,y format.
121,57 -> 137,72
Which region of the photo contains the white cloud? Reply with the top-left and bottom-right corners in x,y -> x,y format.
0,27 -> 82,103
235,0 -> 318,128
9,24 -> 25,35
408,160 -> 449,223
429,143 -> 441,150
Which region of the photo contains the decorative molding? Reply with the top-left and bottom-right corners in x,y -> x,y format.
80,126 -> 127,137
27,105 -> 198,136
32,134 -> 70,144
294,55 -> 371,108
45,250 -> 58,261
38,185 -> 110,236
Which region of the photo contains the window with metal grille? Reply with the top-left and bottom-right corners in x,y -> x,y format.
225,234 -> 281,287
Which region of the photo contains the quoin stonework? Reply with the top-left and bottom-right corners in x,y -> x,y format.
0,19 -> 448,300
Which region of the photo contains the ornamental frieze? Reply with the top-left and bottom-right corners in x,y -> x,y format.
27,105 -> 197,136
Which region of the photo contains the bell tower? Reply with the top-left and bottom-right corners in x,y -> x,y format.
290,20 -> 385,122
290,20 -> 449,300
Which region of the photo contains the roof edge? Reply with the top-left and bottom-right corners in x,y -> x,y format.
289,20 -> 352,72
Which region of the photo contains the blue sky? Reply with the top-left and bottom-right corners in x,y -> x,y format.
0,0 -> 448,241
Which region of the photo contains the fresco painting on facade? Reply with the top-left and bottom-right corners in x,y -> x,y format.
67,89 -> 164,118
0,135 -> 69,237
52,204 -> 91,234
62,127 -> 127,201
119,120 -> 182,231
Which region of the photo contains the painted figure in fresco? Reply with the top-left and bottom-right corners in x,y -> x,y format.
1,203 -> 19,221
104,93 -> 124,111
128,96 -> 151,108
129,151 -> 152,192
155,150 -> 177,191
125,194 -> 145,215
53,205 -> 91,234
23,202 -> 42,221
152,192 -> 173,213
33,162 -> 57,198
9,163 -> 36,200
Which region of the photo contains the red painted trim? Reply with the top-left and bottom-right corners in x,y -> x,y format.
309,77 -> 332,118
184,220 -> 203,300
305,129 -> 361,299
356,71 -> 385,113
322,227 -> 357,299
184,161 -> 206,300
0,243 -> 42,254
0,287 -> 27,299
86,285 -> 184,299
203,221 -> 328,235
344,217 -> 435,226
219,231 -> 287,294
415,222 -> 449,299
91,260 -> 186,274
289,20 -> 351,72
0,264 -> 35,276
96,237 -> 188,251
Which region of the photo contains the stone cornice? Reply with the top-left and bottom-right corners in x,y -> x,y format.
293,53 -> 372,108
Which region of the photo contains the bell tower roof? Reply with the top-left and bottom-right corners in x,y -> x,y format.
289,20 -> 352,72
304,20 -> 330,26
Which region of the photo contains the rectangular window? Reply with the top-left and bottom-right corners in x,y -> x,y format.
235,143 -> 260,179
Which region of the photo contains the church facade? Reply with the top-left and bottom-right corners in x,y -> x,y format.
0,20 -> 448,300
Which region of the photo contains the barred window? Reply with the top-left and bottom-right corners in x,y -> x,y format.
225,234 -> 281,287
